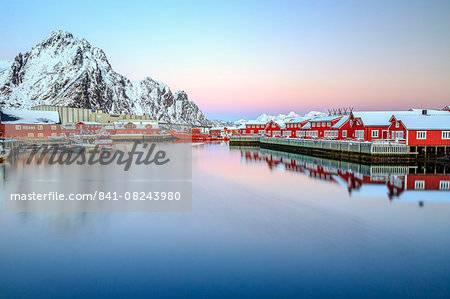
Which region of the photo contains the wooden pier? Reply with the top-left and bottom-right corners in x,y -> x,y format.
229,136 -> 417,164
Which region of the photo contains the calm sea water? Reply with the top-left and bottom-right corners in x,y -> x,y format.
1,142 -> 450,298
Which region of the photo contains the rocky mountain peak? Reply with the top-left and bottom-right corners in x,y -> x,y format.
0,30 -> 210,125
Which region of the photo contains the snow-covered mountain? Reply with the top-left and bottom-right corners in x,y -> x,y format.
237,110 -> 327,125
255,111 -> 301,123
0,30 -> 209,125
304,111 -> 327,118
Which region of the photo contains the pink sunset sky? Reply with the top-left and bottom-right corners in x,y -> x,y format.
1,0 -> 449,120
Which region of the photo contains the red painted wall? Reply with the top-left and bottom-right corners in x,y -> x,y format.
1,123 -> 61,138
76,123 -> 103,135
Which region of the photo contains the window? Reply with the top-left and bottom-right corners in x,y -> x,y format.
438,181 -> 450,190
317,123 -> 321,127
15,125 -> 21,130
395,131 -> 404,139
417,131 -> 427,139
38,125 -> 43,130
372,130 -> 379,138
442,131 -> 450,139
38,133 -> 44,137
28,133 -> 34,138
312,123 -> 316,127
415,180 -> 425,190
356,130 -> 364,139
259,130 -> 264,134
395,122 -> 399,128
328,122 -> 331,126
51,125 -> 56,130
51,133 -> 57,137
342,130 -> 347,138
440,181 -> 450,190
322,122 -> 326,127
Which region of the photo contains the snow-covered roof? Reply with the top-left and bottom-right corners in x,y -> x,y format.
331,115 -> 350,129
210,127 -> 225,131
285,117 -> 310,124
302,122 -> 311,129
409,109 -> 449,115
246,120 -> 267,125
0,109 -> 60,124
394,114 -> 450,130
352,111 -> 412,127
274,120 -> 286,129
309,115 -> 343,122
238,124 -> 246,129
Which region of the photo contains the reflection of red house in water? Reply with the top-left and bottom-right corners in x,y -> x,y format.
405,174 -> 450,191
238,148 -> 450,202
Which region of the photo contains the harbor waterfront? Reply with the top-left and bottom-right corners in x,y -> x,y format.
1,142 -> 450,297
229,136 -> 446,163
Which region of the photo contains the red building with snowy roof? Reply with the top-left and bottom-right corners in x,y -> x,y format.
264,120 -> 285,137
388,113 -> 450,146
76,122 -> 103,135
303,116 -> 343,139
105,121 -> 159,135
0,109 -> 61,138
242,120 -> 267,135
284,117 -> 310,138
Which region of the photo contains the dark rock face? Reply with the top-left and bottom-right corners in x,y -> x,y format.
0,30 -> 210,125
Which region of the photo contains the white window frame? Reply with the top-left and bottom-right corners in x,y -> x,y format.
38,125 -> 43,130
395,131 -> 404,139
442,131 -> 450,139
395,122 -> 399,128
417,131 -> 427,139
415,180 -> 425,190
439,181 -> 450,190
15,125 -> 22,130
371,130 -> 379,138
342,130 -> 347,138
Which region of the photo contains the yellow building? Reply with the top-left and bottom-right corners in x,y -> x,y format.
31,105 -> 151,124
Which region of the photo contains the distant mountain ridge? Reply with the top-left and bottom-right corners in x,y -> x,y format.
237,111 -> 327,125
0,30 -> 209,125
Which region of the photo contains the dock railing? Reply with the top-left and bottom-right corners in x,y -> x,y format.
257,137 -> 411,155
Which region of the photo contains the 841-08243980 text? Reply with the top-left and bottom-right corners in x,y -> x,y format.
9,191 -> 182,201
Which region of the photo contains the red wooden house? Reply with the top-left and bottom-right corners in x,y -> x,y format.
76,122 -> 103,135
388,114 -> 450,146
60,123 -> 76,137
112,121 -> 159,135
242,120 -> 267,135
284,117 -> 310,138
0,109 -> 61,138
264,120 -> 285,137
304,116 -> 343,139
